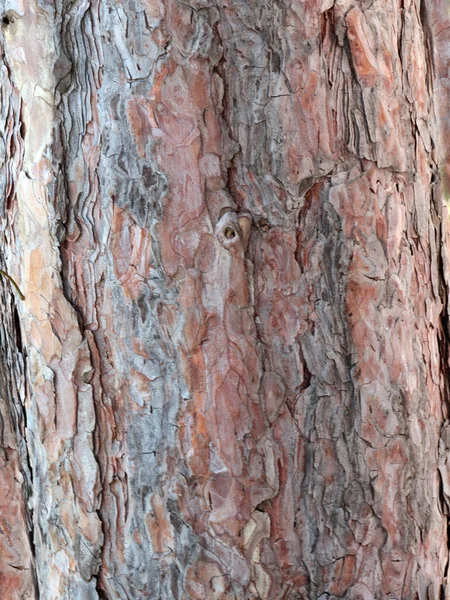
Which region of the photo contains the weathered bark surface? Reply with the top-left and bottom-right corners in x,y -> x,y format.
1,0 -> 450,598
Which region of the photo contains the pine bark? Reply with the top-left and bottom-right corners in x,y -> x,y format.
1,0 -> 450,598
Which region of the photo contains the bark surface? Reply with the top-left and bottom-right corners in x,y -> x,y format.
0,0 -> 450,598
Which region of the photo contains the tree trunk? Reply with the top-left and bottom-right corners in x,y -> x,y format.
1,0 -> 450,598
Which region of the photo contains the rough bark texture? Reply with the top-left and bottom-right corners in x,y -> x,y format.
1,0 -> 450,598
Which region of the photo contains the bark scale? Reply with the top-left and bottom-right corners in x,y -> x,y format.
0,0 -> 450,598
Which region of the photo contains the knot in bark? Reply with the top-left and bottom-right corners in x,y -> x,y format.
215,208 -> 252,251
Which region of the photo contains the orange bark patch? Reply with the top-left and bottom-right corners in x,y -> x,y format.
329,555 -> 356,596
146,494 -> 174,553
127,98 -> 153,158
346,8 -> 379,88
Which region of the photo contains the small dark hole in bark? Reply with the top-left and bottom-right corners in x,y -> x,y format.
224,227 -> 236,239
2,15 -> 13,26
259,217 -> 271,232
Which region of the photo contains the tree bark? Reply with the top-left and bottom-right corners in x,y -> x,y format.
1,0 -> 450,598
